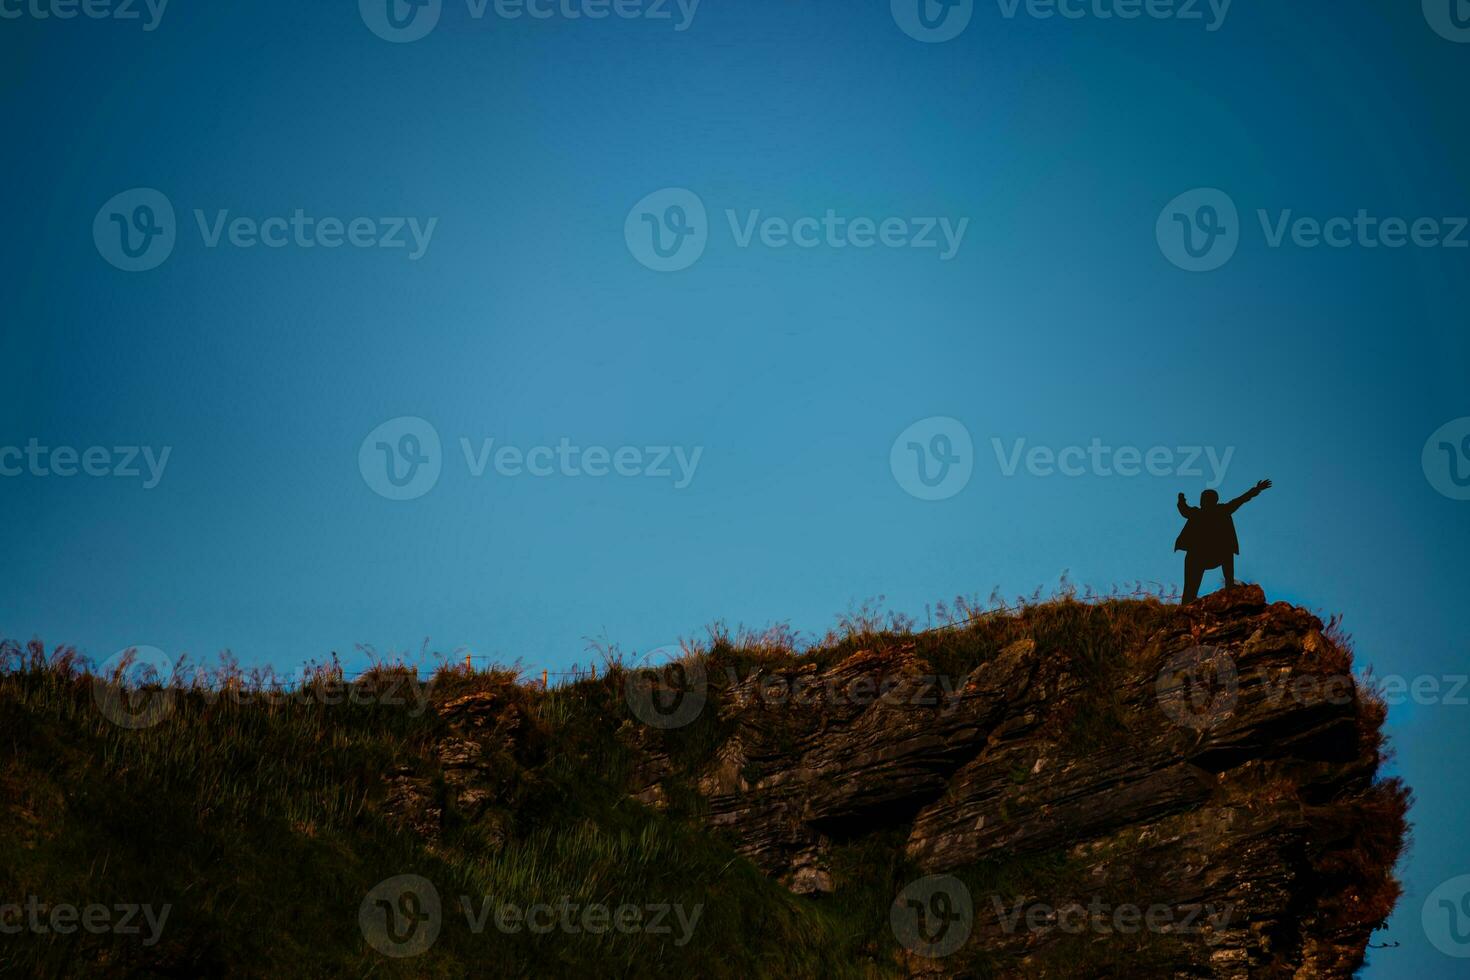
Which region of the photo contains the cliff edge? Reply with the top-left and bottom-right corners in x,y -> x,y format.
0,586 -> 1408,977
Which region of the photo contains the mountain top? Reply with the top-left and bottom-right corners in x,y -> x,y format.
0,586 -> 1409,977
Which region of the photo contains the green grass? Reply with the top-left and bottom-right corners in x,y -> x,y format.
0,588 -> 1406,977
1,637 -> 906,977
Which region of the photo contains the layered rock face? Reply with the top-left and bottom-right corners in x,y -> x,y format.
685,587 -> 1404,977
384,688 -> 534,844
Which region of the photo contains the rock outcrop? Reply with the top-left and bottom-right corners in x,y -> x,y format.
384,686 -> 534,844
672,587 -> 1406,977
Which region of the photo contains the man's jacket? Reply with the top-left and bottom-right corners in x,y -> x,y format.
1174,486 -> 1264,558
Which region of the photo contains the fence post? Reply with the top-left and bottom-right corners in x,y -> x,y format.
464,653 -> 472,673
542,669 -> 548,690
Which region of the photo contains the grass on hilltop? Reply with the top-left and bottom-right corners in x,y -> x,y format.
0,584 -> 1409,977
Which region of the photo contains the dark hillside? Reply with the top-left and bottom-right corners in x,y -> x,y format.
0,586 -> 1408,977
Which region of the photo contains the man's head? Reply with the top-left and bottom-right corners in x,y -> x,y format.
1201,489 -> 1220,507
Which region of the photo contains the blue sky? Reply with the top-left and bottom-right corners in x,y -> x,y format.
2,1 -> 1468,972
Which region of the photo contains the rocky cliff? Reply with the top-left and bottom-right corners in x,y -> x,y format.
3,586 -> 1404,977
623,586 -> 1408,977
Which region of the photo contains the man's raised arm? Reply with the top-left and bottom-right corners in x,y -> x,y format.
1225,479 -> 1273,513
1177,492 -> 1196,518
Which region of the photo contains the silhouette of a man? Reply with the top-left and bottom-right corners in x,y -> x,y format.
1175,479 -> 1271,603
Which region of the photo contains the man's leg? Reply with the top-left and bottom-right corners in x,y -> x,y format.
1182,555 -> 1204,603
1222,554 -> 1235,589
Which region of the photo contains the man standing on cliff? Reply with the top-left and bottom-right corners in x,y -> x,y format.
1176,479 -> 1272,603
